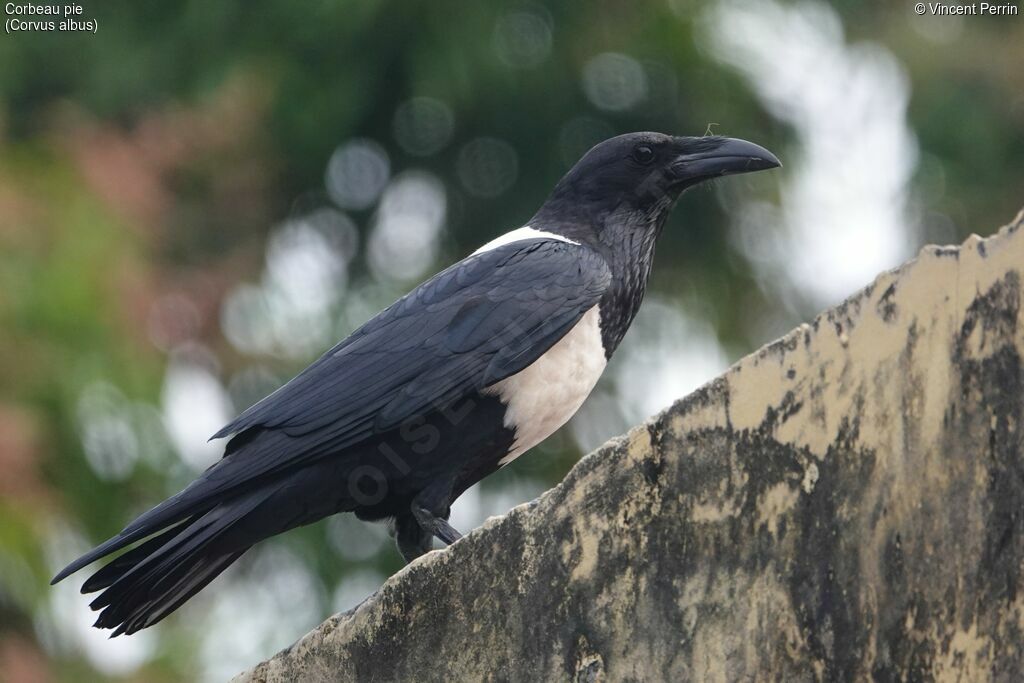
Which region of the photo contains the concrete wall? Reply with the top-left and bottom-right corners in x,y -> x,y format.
238,210 -> 1024,682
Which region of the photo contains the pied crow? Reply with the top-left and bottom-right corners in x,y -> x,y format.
52,132 -> 779,635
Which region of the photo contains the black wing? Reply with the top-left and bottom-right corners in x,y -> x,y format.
219,240 -> 608,438
53,238 -> 610,582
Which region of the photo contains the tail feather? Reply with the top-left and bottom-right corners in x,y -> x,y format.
83,495 -> 265,635
80,522 -> 190,594
50,491 -> 223,587
55,453 -> 350,635
107,550 -> 246,637
52,525 -> 171,586
50,435 -> 290,587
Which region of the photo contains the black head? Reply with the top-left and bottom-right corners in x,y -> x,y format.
531,132 -> 780,355
533,132 -> 780,236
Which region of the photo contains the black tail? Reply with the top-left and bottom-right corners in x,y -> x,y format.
78,494 -> 266,636
52,457 -> 352,635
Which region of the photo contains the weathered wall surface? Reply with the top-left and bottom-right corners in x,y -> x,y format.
238,210 -> 1024,683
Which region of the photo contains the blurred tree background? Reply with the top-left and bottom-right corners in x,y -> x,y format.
1,0 -> 1021,679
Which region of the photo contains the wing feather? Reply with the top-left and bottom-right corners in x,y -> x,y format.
116,239 -> 609,538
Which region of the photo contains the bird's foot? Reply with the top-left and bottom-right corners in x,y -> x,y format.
391,482 -> 463,562
411,503 -> 463,545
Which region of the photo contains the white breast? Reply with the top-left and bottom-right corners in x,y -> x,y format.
485,305 -> 606,465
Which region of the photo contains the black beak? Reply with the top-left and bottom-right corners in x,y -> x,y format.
670,137 -> 781,184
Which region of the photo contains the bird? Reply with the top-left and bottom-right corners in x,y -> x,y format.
52,131 -> 779,635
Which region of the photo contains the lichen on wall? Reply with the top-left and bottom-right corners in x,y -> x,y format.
238,210 -> 1024,683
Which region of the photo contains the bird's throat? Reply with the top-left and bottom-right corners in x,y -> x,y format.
596,216 -> 660,357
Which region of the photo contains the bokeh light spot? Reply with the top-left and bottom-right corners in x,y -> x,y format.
368,171 -> 447,282
393,97 -> 455,157
456,137 -> 519,198
493,8 -> 553,68
582,52 -> 648,112
325,139 -> 391,210
76,383 -> 140,482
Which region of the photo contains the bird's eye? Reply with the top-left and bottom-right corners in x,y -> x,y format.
632,146 -> 654,165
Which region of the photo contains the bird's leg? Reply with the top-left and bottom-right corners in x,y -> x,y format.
392,513 -> 433,563
410,481 -> 463,546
